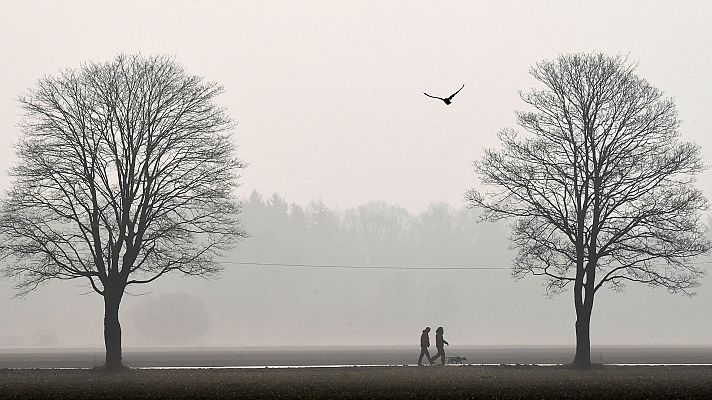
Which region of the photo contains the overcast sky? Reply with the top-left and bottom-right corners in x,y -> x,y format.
1,1 -> 712,348
2,0 -> 711,212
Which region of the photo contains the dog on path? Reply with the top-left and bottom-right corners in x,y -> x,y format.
447,356 -> 468,364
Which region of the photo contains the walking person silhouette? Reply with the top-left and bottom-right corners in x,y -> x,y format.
418,327 -> 432,366
430,327 -> 449,365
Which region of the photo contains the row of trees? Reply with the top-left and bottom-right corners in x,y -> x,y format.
238,192 -> 508,268
0,52 -> 708,370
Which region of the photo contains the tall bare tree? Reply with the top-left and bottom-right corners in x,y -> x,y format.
0,54 -> 245,370
467,53 -> 710,368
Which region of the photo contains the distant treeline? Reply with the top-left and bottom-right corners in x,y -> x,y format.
234,192 -> 512,268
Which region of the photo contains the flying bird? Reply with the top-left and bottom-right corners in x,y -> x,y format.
423,84 -> 465,105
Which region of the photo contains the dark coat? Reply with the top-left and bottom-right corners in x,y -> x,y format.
435,332 -> 448,349
420,331 -> 430,348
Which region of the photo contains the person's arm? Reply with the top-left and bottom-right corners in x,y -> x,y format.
444,339 -> 449,345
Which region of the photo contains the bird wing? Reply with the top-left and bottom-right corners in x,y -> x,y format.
447,84 -> 465,100
423,92 -> 443,100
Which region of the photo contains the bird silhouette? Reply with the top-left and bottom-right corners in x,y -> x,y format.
424,84 -> 464,105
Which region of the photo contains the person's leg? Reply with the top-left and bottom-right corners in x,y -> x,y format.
430,348 -> 441,364
418,348 -> 426,365
438,347 -> 445,365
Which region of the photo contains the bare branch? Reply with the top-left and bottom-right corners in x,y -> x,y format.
0,54 -> 245,298
469,53 -> 710,303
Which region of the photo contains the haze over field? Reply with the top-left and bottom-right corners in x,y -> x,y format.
1,1 -> 712,349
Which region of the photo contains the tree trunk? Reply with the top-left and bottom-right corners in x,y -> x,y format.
572,305 -> 592,369
103,289 -> 125,371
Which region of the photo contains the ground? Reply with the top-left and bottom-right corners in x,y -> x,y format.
1,365 -> 712,399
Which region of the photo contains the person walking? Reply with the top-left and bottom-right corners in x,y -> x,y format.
430,326 -> 449,365
418,327 -> 432,366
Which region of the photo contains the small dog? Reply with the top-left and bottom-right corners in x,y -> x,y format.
447,356 -> 467,364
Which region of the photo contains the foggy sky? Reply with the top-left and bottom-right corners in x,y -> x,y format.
1,1 -> 712,348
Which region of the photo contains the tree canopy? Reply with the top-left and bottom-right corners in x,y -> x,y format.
0,54 -> 244,369
468,53 -> 710,367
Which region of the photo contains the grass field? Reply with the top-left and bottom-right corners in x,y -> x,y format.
2,365 -> 712,399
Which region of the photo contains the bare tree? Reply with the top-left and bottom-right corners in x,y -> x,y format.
0,54 -> 245,370
467,53 -> 710,368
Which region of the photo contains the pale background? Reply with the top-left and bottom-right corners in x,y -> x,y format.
0,0 -> 711,347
